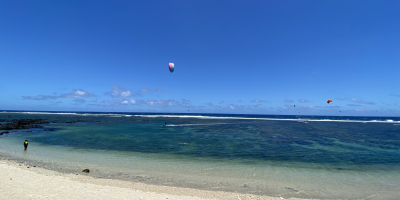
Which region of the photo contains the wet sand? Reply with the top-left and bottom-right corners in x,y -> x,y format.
0,159 -> 305,200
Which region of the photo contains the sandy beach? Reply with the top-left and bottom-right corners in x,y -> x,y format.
0,159 -> 305,200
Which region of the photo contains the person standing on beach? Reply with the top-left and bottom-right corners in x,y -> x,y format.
24,140 -> 28,150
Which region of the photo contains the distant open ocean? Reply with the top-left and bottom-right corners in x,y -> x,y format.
1,111 -> 399,199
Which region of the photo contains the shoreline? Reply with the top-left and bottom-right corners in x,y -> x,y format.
0,158 -> 305,200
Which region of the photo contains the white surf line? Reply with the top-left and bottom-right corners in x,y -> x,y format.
165,123 -> 230,126
135,115 -> 400,124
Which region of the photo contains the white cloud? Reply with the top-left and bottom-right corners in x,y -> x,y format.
334,97 -> 375,105
50,101 -> 62,105
73,99 -> 86,103
298,104 -> 319,108
147,99 -> 156,105
22,95 -> 58,100
355,109 -> 367,112
121,91 -> 132,97
350,98 -> 375,105
251,99 -> 266,103
99,98 -> 141,106
181,98 -> 190,104
105,86 -> 134,97
298,99 -> 309,103
22,89 -> 96,100
71,98 -> 86,105
75,90 -> 85,96
61,89 -> 96,98
94,98 -> 191,108
348,104 -> 362,107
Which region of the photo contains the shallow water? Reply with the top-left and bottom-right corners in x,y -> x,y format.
1,111 -> 400,199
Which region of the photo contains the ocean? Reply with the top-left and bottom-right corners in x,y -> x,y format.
0,111 -> 399,199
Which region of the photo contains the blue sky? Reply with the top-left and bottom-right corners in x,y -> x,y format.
1,0 -> 399,116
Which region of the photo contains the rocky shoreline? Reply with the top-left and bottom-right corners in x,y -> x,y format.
0,118 -> 85,135
0,119 -> 49,130
0,119 -> 51,135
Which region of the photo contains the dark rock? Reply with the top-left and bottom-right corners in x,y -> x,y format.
285,187 -> 299,192
65,119 -> 84,123
0,119 -> 49,130
82,169 -> 90,173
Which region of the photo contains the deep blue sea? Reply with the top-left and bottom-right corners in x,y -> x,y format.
1,111 -> 400,199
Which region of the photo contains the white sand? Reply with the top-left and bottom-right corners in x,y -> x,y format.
0,160 -> 305,200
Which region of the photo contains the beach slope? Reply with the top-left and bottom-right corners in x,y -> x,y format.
0,160 -> 299,200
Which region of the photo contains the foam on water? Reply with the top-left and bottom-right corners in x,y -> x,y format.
165,123 -> 230,127
136,114 -> 400,124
